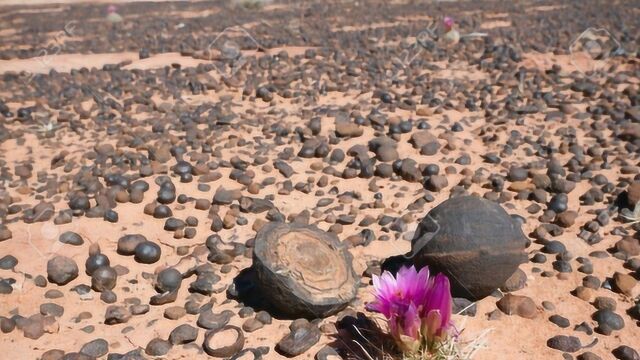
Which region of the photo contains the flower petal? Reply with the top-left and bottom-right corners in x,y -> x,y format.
403,302 -> 421,340
423,309 -> 442,340
424,273 -> 452,335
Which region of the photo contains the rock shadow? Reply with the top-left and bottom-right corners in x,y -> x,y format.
325,312 -> 396,360
230,266 -> 300,321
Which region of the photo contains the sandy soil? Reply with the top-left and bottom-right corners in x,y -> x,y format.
0,1 -> 638,360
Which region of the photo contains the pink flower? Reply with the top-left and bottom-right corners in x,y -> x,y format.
443,16 -> 455,30
367,266 -> 430,318
367,266 -> 454,353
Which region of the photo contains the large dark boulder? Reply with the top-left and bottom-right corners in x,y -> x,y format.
409,196 -> 528,300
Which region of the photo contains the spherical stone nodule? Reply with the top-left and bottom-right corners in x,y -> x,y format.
91,266 -> 118,292
47,256 -> 79,286
117,234 -> 147,256
85,254 -> 110,276
156,268 -> 182,293
134,241 -> 161,264
409,195 -> 528,300
252,222 -> 359,319
145,337 -> 172,356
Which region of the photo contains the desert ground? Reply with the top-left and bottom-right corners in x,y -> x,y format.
0,0 -> 639,359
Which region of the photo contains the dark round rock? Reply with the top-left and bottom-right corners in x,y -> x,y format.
41,349 -> 65,360
40,303 -> 64,317
276,321 -> 321,357
583,276 -> 601,289
593,309 -> 625,334
85,254 -> 110,276
508,167 -> 529,182
169,324 -> 198,345
153,205 -> 173,218
549,194 -> 568,213
47,256 -> 79,286
197,310 -> 233,330
256,87 -> 273,102
134,241 -> 161,264
577,352 -> 602,360
542,240 -> 566,254
612,346 -> 639,360
59,231 -> 84,246
424,164 -> 439,176
547,335 -> 582,353
531,253 -> 547,263
594,297 -> 617,311
156,268 -> 182,293
0,316 -> 15,333
0,280 -> 12,294
80,338 -> 109,358
91,266 -> 118,292
104,210 -> 118,223
130,180 -> 149,192
329,149 -> 345,163
145,338 -> 172,356
44,289 -> 63,299
117,234 -> 147,255
553,260 -> 572,273
68,195 -> 90,211
549,314 -> 570,328
172,161 -> 192,176
0,255 -> 18,270
255,311 -> 272,325
157,189 -> 176,204
410,196 -> 528,299
501,268 -> 527,292
164,218 -> 186,231
100,290 -> 117,304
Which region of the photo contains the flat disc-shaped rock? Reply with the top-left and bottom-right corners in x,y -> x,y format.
410,196 -> 528,299
203,325 -> 245,358
253,222 -> 358,318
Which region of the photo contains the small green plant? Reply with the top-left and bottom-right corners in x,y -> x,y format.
350,316 -> 490,360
